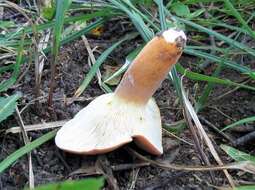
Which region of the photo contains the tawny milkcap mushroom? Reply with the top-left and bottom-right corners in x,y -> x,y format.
55,28 -> 186,155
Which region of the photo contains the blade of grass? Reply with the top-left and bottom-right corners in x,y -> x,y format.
223,0 -> 255,40
234,185 -> 255,190
0,32 -> 25,92
6,8 -> 111,39
199,19 -> 251,36
0,130 -> 57,173
73,33 -> 138,98
176,17 -> 255,57
48,0 -> 72,106
5,19 -> 104,79
161,6 -> 255,57
0,38 -> 31,49
117,0 -> 160,31
221,144 -> 255,163
176,64 -> 255,90
155,0 -> 167,30
195,64 -> 222,112
109,0 -> 153,41
28,178 -> 104,190
43,18 -> 105,54
0,64 -> 14,74
221,116 -> 255,132
0,94 -> 21,123
184,48 -> 254,77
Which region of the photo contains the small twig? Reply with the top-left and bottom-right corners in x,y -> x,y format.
48,56 -> 57,107
128,168 -> 139,190
54,148 -> 72,173
6,120 -> 66,134
15,106 -> 34,189
19,95 -> 93,114
233,131 -> 255,146
180,80 -> 235,187
218,31 -> 237,46
5,1 -> 33,20
32,0 -> 39,13
35,29 -> 51,99
0,53 -> 16,60
111,162 -> 150,171
209,106 -> 235,122
199,116 -> 235,144
183,107 -> 216,183
77,25 -> 102,85
163,128 -> 193,146
0,6 -> 3,20
96,155 -> 119,190
125,147 -> 254,173
213,79 -> 251,101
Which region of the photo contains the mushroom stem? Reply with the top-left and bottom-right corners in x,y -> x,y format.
115,29 -> 186,105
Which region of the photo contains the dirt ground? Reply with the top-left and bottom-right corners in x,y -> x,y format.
1,22 -> 255,189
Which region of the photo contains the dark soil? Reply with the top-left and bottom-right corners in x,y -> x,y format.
1,22 -> 255,190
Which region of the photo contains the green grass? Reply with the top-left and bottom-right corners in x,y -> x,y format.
48,0 -> 72,105
27,177 -> 104,190
0,130 -> 57,173
0,0 -> 255,189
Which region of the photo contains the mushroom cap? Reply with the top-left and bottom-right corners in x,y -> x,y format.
55,93 -> 162,155
162,28 -> 186,44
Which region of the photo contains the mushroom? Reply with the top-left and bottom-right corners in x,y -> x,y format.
55,28 -> 186,155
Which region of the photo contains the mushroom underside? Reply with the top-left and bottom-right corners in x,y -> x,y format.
55,93 -> 163,155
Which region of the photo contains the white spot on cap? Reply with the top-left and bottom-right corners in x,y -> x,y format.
162,28 -> 186,43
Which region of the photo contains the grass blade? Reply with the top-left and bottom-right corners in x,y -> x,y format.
0,94 -> 21,123
221,116 -> 255,132
176,64 -> 255,91
28,178 -> 104,190
8,19 -> 104,79
223,0 -> 255,40
155,0 -> 167,30
176,17 -> 255,57
43,19 -> 105,54
195,64 -> 222,112
0,65 -> 15,74
0,130 -> 57,173
0,32 -> 25,92
184,48 -> 254,76
234,185 -> 255,190
61,19 -> 105,45
48,0 -> 72,105
109,0 -> 153,41
9,9 -> 111,38
221,144 -> 255,163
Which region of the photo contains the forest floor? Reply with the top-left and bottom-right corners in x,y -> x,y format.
1,9 -> 255,190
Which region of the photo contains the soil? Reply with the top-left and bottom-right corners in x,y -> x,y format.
1,21 -> 255,190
